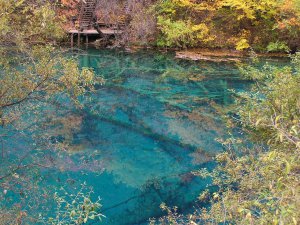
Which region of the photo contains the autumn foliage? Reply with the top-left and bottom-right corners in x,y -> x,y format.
57,0 -> 300,51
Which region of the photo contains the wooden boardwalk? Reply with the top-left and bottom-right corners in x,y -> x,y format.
69,0 -> 125,47
69,29 -> 123,35
69,29 -> 99,35
69,28 -> 123,47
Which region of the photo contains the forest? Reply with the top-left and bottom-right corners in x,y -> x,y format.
0,0 -> 299,225
63,0 -> 299,51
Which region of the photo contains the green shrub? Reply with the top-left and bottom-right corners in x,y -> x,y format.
267,41 -> 290,52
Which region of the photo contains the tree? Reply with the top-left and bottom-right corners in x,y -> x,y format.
0,1 -> 103,224
153,53 -> 300,225
153,0 -> 300,51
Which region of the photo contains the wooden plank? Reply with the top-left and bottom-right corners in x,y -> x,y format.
68,29 -> 99,35
99,29 -> 123,35
68,29 -> 123,35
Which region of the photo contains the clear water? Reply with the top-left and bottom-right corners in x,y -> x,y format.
74,48 -> 248,224
1,48 -> 288,225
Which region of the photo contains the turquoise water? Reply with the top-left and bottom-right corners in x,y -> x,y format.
1,48 -> 288,224
74,49 -> 247,224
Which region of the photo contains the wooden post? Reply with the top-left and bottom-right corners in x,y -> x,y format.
71,33 -> 74,48
86,35 -> 89,45
78,32 -> 81,47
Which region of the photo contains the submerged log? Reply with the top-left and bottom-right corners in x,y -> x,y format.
175,50 -> 243,62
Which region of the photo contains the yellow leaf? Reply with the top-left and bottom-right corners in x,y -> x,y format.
293,217 -> 297,225
255,119 -> 262,126
236,38 -> 250,51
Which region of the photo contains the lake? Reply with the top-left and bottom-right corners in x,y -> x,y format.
1,48 -> 288,225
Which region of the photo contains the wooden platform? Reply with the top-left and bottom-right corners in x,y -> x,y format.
68,0 -> 126,47
68,28 -> 124,47
69,29 -> 99,35
99,29 -> 123,35
68,29 -> 123,35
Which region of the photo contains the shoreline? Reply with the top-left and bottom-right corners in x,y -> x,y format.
88,41 -> 290,57
174,48 -> 289,62
62,41 -> 290,61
